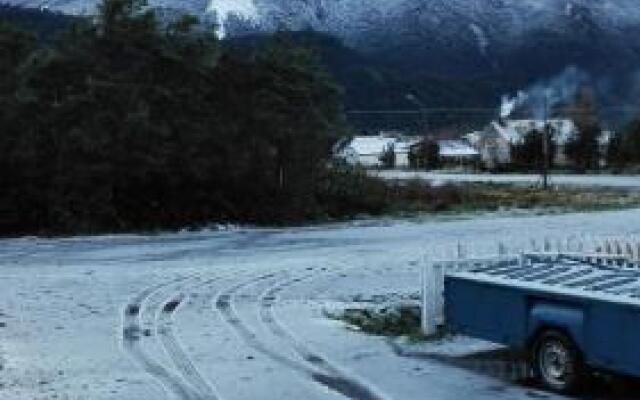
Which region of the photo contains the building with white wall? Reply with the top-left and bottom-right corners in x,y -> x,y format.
335,135 -> 419,168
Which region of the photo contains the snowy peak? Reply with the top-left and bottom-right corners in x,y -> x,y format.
207,0 -> 258,37
238,0 -> 640,42
6,0 -> 640,85
9,0 -> 640,42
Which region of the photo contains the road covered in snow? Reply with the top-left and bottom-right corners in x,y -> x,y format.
377,170 -> 640,189
2,210 -> 640,400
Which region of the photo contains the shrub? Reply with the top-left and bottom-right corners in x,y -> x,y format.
331,305 -> 422,337
316,167 -> 463,218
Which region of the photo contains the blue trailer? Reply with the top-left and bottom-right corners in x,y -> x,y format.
444,254 -> 640,393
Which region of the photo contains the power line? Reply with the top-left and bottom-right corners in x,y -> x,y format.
346,106 -> 640,114
346,109 -> 496,114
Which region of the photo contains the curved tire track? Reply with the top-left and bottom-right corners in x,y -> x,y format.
214,272 -> 312,374
258,269 -> 391,400
213,269 -> 390,400
122,275 -> 203,400
157,277 -> 222,400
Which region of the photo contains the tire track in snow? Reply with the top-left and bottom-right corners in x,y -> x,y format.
213,269 -> 390,400
214,272 -> 313,374
157,277 -> 222,400
122,275 -> 204,400
258,267 -> 392,400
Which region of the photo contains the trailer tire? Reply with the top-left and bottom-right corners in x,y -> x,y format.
532,330 -> 586,394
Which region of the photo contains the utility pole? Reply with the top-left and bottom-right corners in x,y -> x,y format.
406,93 -> 429,136
542,92 -> 550,190
406,93 -> 430,169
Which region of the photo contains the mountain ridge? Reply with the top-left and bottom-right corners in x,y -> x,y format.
4,0 -> 640,126
9,0 -> 640,78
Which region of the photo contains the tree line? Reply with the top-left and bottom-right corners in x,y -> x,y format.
506,88 -> 640,173
608,120 -> 640,170
0,0 -> 351,235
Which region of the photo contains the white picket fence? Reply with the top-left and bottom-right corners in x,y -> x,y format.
421,236 -> 640,336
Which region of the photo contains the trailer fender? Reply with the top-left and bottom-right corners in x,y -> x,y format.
527,302 -> 585,351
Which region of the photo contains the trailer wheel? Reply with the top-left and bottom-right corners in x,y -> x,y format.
533,330 -> 585,393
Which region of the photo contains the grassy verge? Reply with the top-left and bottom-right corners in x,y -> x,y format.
321,167 -> 640,223
452,183 -> 640,214
10,168 -> 639,237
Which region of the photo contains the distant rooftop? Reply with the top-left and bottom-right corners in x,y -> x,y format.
437,140 -> 479,157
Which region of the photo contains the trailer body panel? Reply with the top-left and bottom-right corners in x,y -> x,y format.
445,263 -> 640,378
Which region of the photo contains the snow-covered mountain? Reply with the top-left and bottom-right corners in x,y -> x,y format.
15,0 -> 640,73
240,0 -> 640,46
7,0 -> 640,118
16,0 -> 640,40
233,0 -> 640,75
222,0 -> 640,46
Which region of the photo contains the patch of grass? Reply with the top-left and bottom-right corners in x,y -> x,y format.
322,168 -> 640,223
327,305 -> 424,339
319,168 -> 463,219
455,184 -> 640,213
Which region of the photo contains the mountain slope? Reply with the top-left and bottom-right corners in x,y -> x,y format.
5,0 -> 640,126
11,0 -> 640,79
0,4 -> 77,39
225,31 -> 516,131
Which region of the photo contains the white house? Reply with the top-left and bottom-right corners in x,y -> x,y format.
472,119 -> 579,168
336,136 -> 395,167
488,119 -> 577,146
437,140 -> 480,165
394,137 -> 422,167
335,135 -> 419,168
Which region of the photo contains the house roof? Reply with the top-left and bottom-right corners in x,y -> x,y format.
463,131 -> 483,146
345,136 -> 396,156
394,137 -> 422,152
438,140 -> 480,157
342,136 -> 420,156
490,121 -> 522,144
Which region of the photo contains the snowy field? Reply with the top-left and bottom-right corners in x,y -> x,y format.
3,210 -> 640,399
376,171 -> 640,189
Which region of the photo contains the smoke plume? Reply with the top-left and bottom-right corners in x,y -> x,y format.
500,66 -> 590,120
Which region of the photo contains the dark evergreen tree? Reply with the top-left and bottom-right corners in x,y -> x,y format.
511,129 -> 556,171
409,139 -> 440,170
565,87 -> 601,171
617,119 -> 640,166
0,0 -> 347,234
379,145 -> 396,169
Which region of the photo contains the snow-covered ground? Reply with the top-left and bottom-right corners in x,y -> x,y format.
377,171 -> 640,189
3,210 -> 640,400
